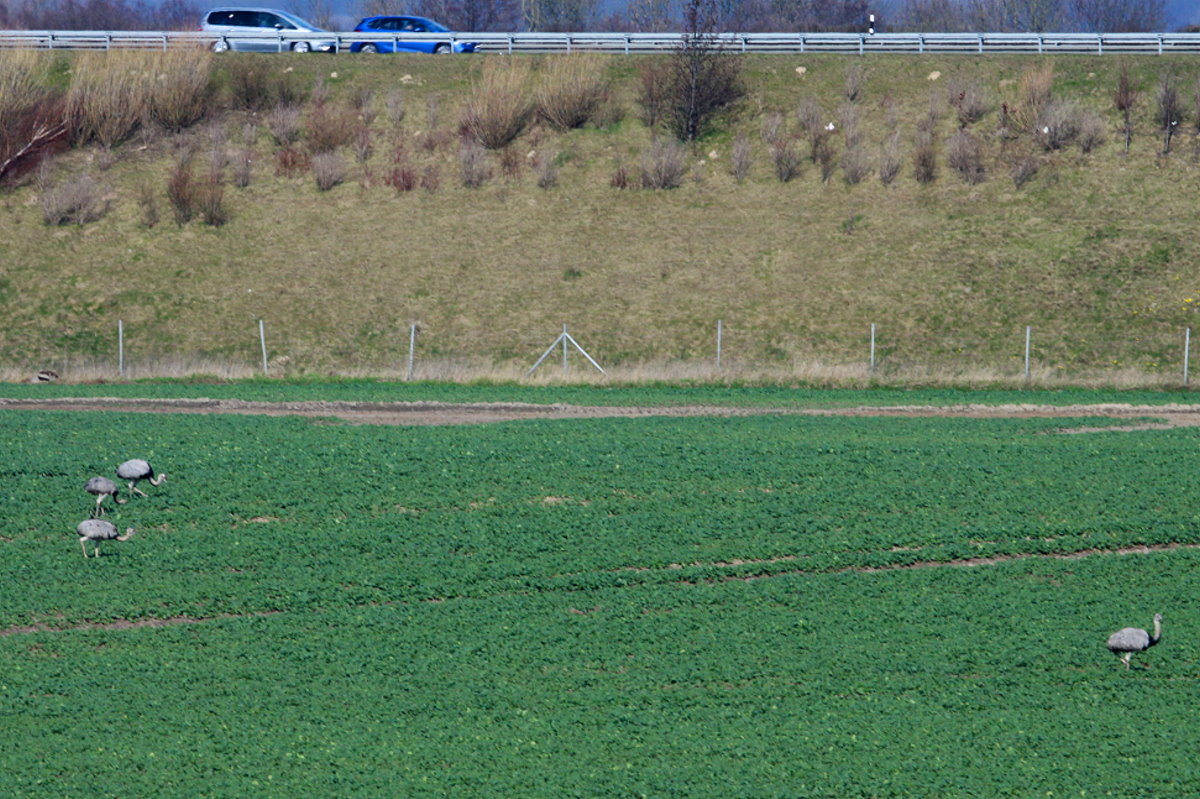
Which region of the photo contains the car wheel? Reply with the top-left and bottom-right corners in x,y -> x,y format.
434,43 -> 451,54
361,43 -> 378,53
211,39 -> 229,53
292,41 -> 312,53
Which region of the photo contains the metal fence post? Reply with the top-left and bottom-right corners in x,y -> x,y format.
406,323 -> 416,382
118,319 -> 124,378
1185,327 -> 1192,386
1024,325 -> 1032,382
869,323 -> 876,375
259,319 -> 268,375
716,319 -> 723,369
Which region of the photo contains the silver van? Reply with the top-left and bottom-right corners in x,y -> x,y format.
201,7 -> 336,53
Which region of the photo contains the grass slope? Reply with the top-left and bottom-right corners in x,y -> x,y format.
4,52 -> 1200,384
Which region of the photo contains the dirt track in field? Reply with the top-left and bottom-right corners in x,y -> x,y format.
4,396 -> 1200,429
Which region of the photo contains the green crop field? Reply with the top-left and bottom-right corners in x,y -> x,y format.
3,398 -> 1199,797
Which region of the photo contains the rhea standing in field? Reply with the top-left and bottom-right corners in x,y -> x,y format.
1107,614 -> 1163,670
76,519 -> 135,558
116,459 -> 166,497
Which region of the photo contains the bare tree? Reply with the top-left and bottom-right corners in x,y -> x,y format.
665,0 -> 744,141
968,0 -> 1068,32
1070,0 -> 1164,32
1156,72 -> 1183,155
1114,64 -> 1137,153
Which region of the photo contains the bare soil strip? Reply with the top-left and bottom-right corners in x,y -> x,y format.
5,396 -> 1200,427
4,544 -> 1192,638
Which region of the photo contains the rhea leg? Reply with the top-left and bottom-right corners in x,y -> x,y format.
1123,653 -> 1133,670
128,482 -> 149,498
80,538 -> 89,557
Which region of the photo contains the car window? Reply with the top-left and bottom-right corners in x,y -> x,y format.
365,18 -> 383,29
409,21 -> 426,32
261,13 -> 295,29
218,11 -> 256,26
377,18 -> 399,30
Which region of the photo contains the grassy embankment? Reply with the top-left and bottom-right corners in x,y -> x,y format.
3,50 -> 1200,386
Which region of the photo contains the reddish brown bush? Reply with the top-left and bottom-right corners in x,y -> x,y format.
385,165 -> 418,192
274,146 -> 311,177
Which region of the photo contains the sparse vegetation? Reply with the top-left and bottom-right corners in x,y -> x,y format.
461,58 -> 534,150
2,52 -> 1200,378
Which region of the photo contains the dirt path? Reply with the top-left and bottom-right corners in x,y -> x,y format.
3,396 -> 1200,427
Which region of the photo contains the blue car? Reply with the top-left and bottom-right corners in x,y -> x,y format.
349,15 -> 478,54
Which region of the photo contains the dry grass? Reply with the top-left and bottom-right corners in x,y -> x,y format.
6,53 -> 1200,385
66,52 -> 150,147
535,54 -> 610,131
461,58 -> 534,150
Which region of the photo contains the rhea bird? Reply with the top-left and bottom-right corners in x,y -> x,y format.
76,519 -> 135,558
84,476 -> 126,517
1106,613 -> 1163,670
116,459 -> 166,498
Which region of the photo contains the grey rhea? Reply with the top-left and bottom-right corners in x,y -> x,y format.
76,519 -> 135,558
84,476 -> 125,517
1106,613 -> 1163,670
116,459 -> 167,497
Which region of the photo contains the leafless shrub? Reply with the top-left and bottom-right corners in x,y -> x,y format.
461,59 -> 534,149
274,146 -> 310,177
1077,111 -> 1106,154
385,89 -> 406,126
796,96 -> 824,160
312,152 -> 346,191
499,146 -> 522,178
420,166 -> 440,192
536,54 -> 609,131
426,93 -> 441,128
194,169 -> 228,226
535,151 -> 559,188
879,128 -> 902,186
1012,155 -> 1039,189
266,104 -> 302,146
459,139 -> 492,188
232,147 -> 253,187
731,130 -> 752,182
352,88 -> 377,127
226,57 -> 295,111
639,138 -> 687,189
1157,72 -> 1183,154
838,102 -> 863,150
353,126 -> 373,163
947,129 -> 986,183
590,90 -> 626,128
1010,62 -> 1054,134
1115,64 -> 1137,152
1035,100 -> 1081,150
310,76 -> 329,108
304,103 -> 357,154
948,80 -> 990,127
816,135 -> 837,183
844,62 -> 865,103
95,146 -> 117,171
206,121 -> 228,173
760,111 -> 784,145
166,155 -> 195,224
66,51 -> 149,147
385,165 -> 418,192
419,128 -> 451,153
144,48 -> 212,132
770,138 -> 801,182
136,180 -> 158,227
636,57 -> 671,128
913,128 -> 937,184
610,163 -> 632,189
39,167 -> 108,225
841,144 -> 871,185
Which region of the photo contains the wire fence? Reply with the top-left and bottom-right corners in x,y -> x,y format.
88,319 -> 1197,386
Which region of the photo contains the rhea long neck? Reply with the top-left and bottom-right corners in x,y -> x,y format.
1149,617 -> 1163,647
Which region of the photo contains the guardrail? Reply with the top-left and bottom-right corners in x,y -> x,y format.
2,29 -> 1200,54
